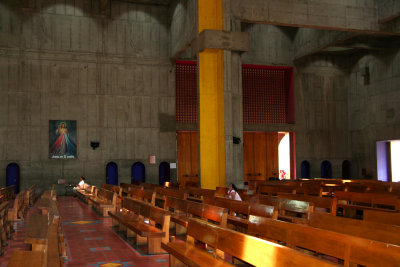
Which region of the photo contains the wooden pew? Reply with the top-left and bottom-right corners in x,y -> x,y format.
245,194 -> 314,223
334,191 -> 400,218
162,218 -> 338,267
154,187 -> 187,208
0,186 -> 15,202
120,183 -> 143,196
89,188 -> 117,217
257,184 -> 296,196
308,212 -> 400,246
108,197 -> 170,254
27,184 -> 37,206
0,201 -> 10,255
101,183 -> 120,194
248,215 -> 400,267
8,251 -> 44,267
184,187 -> 216,202
363,209 -> 400,226
8,191 -> 28,222
277,192 -> 337,215
76,185 -> 97,205
10,210 -> 63,267
164,196 -> 228,235
128,188 -> 156,205
203,196 -> 277,231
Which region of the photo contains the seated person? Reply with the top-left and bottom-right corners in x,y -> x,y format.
73,176 -> 86,191
227,183 -> 242,201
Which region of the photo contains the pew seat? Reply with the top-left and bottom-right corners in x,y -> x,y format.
162,218 -> 338,267
109,197 -> 170,254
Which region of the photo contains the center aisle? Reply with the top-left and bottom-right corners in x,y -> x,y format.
59,196 -> 169,267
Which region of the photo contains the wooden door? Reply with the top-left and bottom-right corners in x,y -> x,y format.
177,131 -> 199,187
253,132 -> 267,180
244,132 -> 279,182
266,132 -> 279,178
243,132 -> 254,181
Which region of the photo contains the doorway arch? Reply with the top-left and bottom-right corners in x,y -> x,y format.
321,160 -> 332,178
342,160 -> 352,179
300,161 -> 311,179
131,162 -> 146,183
6,163 -> 19,194
159,162 -> 170,185
106,162 -> 118,185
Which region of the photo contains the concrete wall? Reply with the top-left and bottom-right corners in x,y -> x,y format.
169,0 -> 197,58
241,24 -> 295,66
0,0 -> 175,192
294,55 -> 351,179
348,48 -> 400,178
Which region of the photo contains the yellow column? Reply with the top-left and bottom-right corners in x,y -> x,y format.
198,0 -> 225,189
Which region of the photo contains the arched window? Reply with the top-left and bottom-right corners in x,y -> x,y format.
6,163 -> 20,194
131,162 -> 145,183
159,162 -> 170,185
321,160 -> 332,178
342,160 -> 352,179
300,161 -> 310,178
106,162 -> 118,185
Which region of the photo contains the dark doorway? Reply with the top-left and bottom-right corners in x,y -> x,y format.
106,162 -> 118,185
6,163 -> 19,194
300,161 -> 311,178
321,160 -> 332,178
342,160 -> 352,179
131,162 -> 145,183
159,162 -> 170,185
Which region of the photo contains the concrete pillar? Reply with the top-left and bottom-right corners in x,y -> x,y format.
198,0 -> 226,189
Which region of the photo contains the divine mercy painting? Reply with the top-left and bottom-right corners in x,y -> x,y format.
49,120 -> 77,159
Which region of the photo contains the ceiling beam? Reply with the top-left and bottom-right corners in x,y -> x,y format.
294,29 -> 360,61
231,0 -> 400,36
379,0 -> 400,24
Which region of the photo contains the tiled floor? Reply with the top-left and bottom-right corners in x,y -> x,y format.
0,196 -> 170,267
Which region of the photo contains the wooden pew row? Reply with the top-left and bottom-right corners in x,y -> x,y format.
128,187 -> 156,205
76,185 -> 97,205
164,196 -> 228,236
108,197 -> 170,254
308,212 -> 400,246
120,183 -> 143,196
154,187 -> 187,208
277,192 -> 337,215
248,215 -> 400,267
244,194 -> 314,223
203,196 -> 277,231
0,201 -> 11,255
363,209 -> 400,226
0,186 -> 15,203
162,218 -> 338,267
334,191 -> 400,218
184,187 -> 216,202
8,190 -> 28,222
9,213 -> 63,267
88,188 -> 117,217
27,184 -> 37,206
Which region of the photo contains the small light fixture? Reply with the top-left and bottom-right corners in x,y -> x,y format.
90,141 -> 100,150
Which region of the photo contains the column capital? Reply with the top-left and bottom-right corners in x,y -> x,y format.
191,30 -> 248,58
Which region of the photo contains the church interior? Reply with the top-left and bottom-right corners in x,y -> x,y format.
0,0 -> 400,266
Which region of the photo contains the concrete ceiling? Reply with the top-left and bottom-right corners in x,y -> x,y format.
111,0 -> 170,5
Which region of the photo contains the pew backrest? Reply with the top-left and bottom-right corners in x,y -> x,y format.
248,215 -> 400,267
308,212 -> 400,246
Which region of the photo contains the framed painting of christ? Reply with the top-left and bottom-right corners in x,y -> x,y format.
49,120 -> 77,159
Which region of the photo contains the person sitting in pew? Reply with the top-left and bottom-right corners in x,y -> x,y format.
228,183 -> 242,201
73,177 -> 86,196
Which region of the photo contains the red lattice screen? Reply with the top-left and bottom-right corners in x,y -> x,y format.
242,64 -> 294,124
176,61 -> 198,123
